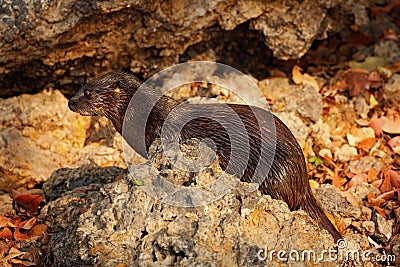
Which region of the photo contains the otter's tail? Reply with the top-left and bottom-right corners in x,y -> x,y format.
301,192 -> 342,242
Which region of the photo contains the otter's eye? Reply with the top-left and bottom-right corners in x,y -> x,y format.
83,90 -> 91,97
111,81 -> 119,88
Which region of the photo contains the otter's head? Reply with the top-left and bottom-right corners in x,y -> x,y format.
68,71 -> 142,133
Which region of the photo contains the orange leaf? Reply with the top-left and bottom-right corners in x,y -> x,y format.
369,117 -> 384,136
374,206 -> 387,219
14,228 -> 29,241
4,247 -> 23,260
14,194 -> 42,213
368,71 -> 382,82
22,217 -> 37,230
13,217 -> 26,228
28,224 -> 47,238
346,173 -> 367,190
332,168 -> 342,189
0,240 -> 12,254
387,169 -> 400,188
380,170 -> 394,193
366,192 -> 385,207
356,137 -> 376,152
0,227 -> 12,239
376,190 -> 396,201
292,65 -> 319,90
382,117 -> 400,134
367,168 -> 380,183
0,216 -> 11,228
371,179 -> 383,189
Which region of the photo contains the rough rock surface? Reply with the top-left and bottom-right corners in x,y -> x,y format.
39,139 -> 394,266
0,90 -> 130,191
0,0 -> 386,97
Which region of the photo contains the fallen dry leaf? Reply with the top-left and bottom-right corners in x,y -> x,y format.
368,70 -> 382,82
344,69 -> 369,96
14,228 -> 29,241
349,57 -> 386,72
376,190 -> 396,201
367,168 -> 381,183
28,224 -> 47,238
388,136 -> 400,153
371,179 -> 383,188
387,169 -> 400,188
366,192 -> 385,207
324,210 -> 338,228
368,95 -> 379,109
0,227 -> 12,239
292,65 -> 319,90
332,168 -> 342,189
374,206 -> 387,219
369,117 -> 384,136
4,247 -> 23,261
346,173 -> 367,190
356,137 -> 377,152
22,217 -> 37,230
14,194 -> 42,214
0,240 -> 12,254
355,118 -> 371,126
382,117 -> 400,134
381,170 -> 394,193
0,216 -> 11,228
11,217 -> 27,228
309,179 -> 320,189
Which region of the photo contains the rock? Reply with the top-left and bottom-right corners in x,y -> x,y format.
346,127 -> 375,146
274,112 -> 309,145
385,74 -> 400,106
354,96 -> 370,118
318,148 -> 333,159
40,139 -> 342,266
361,221 -> 375,236
271,84 -> 323,123
333,144 -> 358,162
310,121 -> 333,148
39,134 -> 397,266
40,162 -> 393,266
314,185 -> 363,220
374,213 -> 393,243
0,194 -> 14,216
389,235 -> 400,266
345,182 -> 381,202
258,77 -> 293,102
0,0 -> 389,97
0,90 -> 128,190
347,156 -> 383,173
374,40 -> 400,64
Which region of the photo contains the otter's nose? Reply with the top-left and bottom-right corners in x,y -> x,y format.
68,98 -> 78,111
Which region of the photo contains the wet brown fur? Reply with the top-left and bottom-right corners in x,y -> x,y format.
68,71 -> 342,241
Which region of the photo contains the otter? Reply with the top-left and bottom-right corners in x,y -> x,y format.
68,71 -> 342,241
